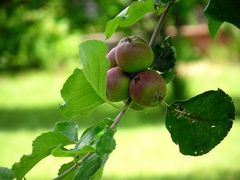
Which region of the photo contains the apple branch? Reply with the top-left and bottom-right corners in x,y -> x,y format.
53,1 -> 176,179
149,0 -> 176,47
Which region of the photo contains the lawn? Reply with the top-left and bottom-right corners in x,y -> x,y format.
0,60 -> 240,179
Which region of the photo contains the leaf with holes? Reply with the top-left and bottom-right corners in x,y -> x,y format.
165,89 -> 235,156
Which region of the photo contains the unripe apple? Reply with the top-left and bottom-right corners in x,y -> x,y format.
106,67 -> 130,102
107,47 -> 117,68
115,36 -> 154,73
129,70 -> 167,107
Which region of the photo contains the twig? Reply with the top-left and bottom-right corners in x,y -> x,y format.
53,152 -> 91,180
110,98 -> 132,129
161,100 -> 170,108
149,0 -> 176,47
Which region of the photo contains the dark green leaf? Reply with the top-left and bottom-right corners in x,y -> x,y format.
12,132 -> 74,180
166,89 -> 235,156
161,70 -> 176,84
154,0 -> 168,15
90,166 -> 104,180
61,40 -> 109,118
53,121 -> 78,142
204,0 -> 240,29
105,0 -> 154,39
0,167 -> 14,180
207,17 -> 223,38
73,154 -> 107,180
152,37 -> 176,72
57,161 -> 75,180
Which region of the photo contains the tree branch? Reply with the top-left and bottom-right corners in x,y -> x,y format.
52,152 -> 91,180
149,0 -> 176,47
53,1 -> 176,179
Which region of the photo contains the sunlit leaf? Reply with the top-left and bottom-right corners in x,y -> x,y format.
53,121 -> 79,142
12,132 -> 74,179
61,40 -> 109,118
105,0 -> 155,38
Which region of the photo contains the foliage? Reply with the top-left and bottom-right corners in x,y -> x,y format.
0,3 -> 80,71
0,0 -> 238,179
11,120 -> 115,180
166,89 -> 235,156
0,1 -> 126,71
60,40 -> 109,117
204,0 -> 240,36
151,36 -> 176,73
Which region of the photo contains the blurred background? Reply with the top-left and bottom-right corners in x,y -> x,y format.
0,0 -> 240,179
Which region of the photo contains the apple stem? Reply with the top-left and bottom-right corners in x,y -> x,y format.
162,100 -> 170,108
149,0 -> 176,47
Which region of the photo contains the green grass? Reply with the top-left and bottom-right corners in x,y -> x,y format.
0,61 -> 240,179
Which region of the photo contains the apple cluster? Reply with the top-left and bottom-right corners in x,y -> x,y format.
106,36 -> 167,110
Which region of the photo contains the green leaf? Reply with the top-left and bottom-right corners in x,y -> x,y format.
60,69 -> 105,117
55,120 -> 115,180
53,121 -> 78,142
76,122 -> 107,150
12,132 -> 74,180
51,144 -> 95,157
79,40 -> 109,99
105,17 -> 121,40
105,0 -> 155,39
0,167 -> 14,180
165,89 -> 235,156
204,0 -> 240,29
152,36 -> 176,72
89,166 -> 104,180
57,161 -> 75,180
95,128 -> 116,156
61,40 -> 109,118
207,17 -> 223,38
73,154 -> 107,180
76,119 -> 115,156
